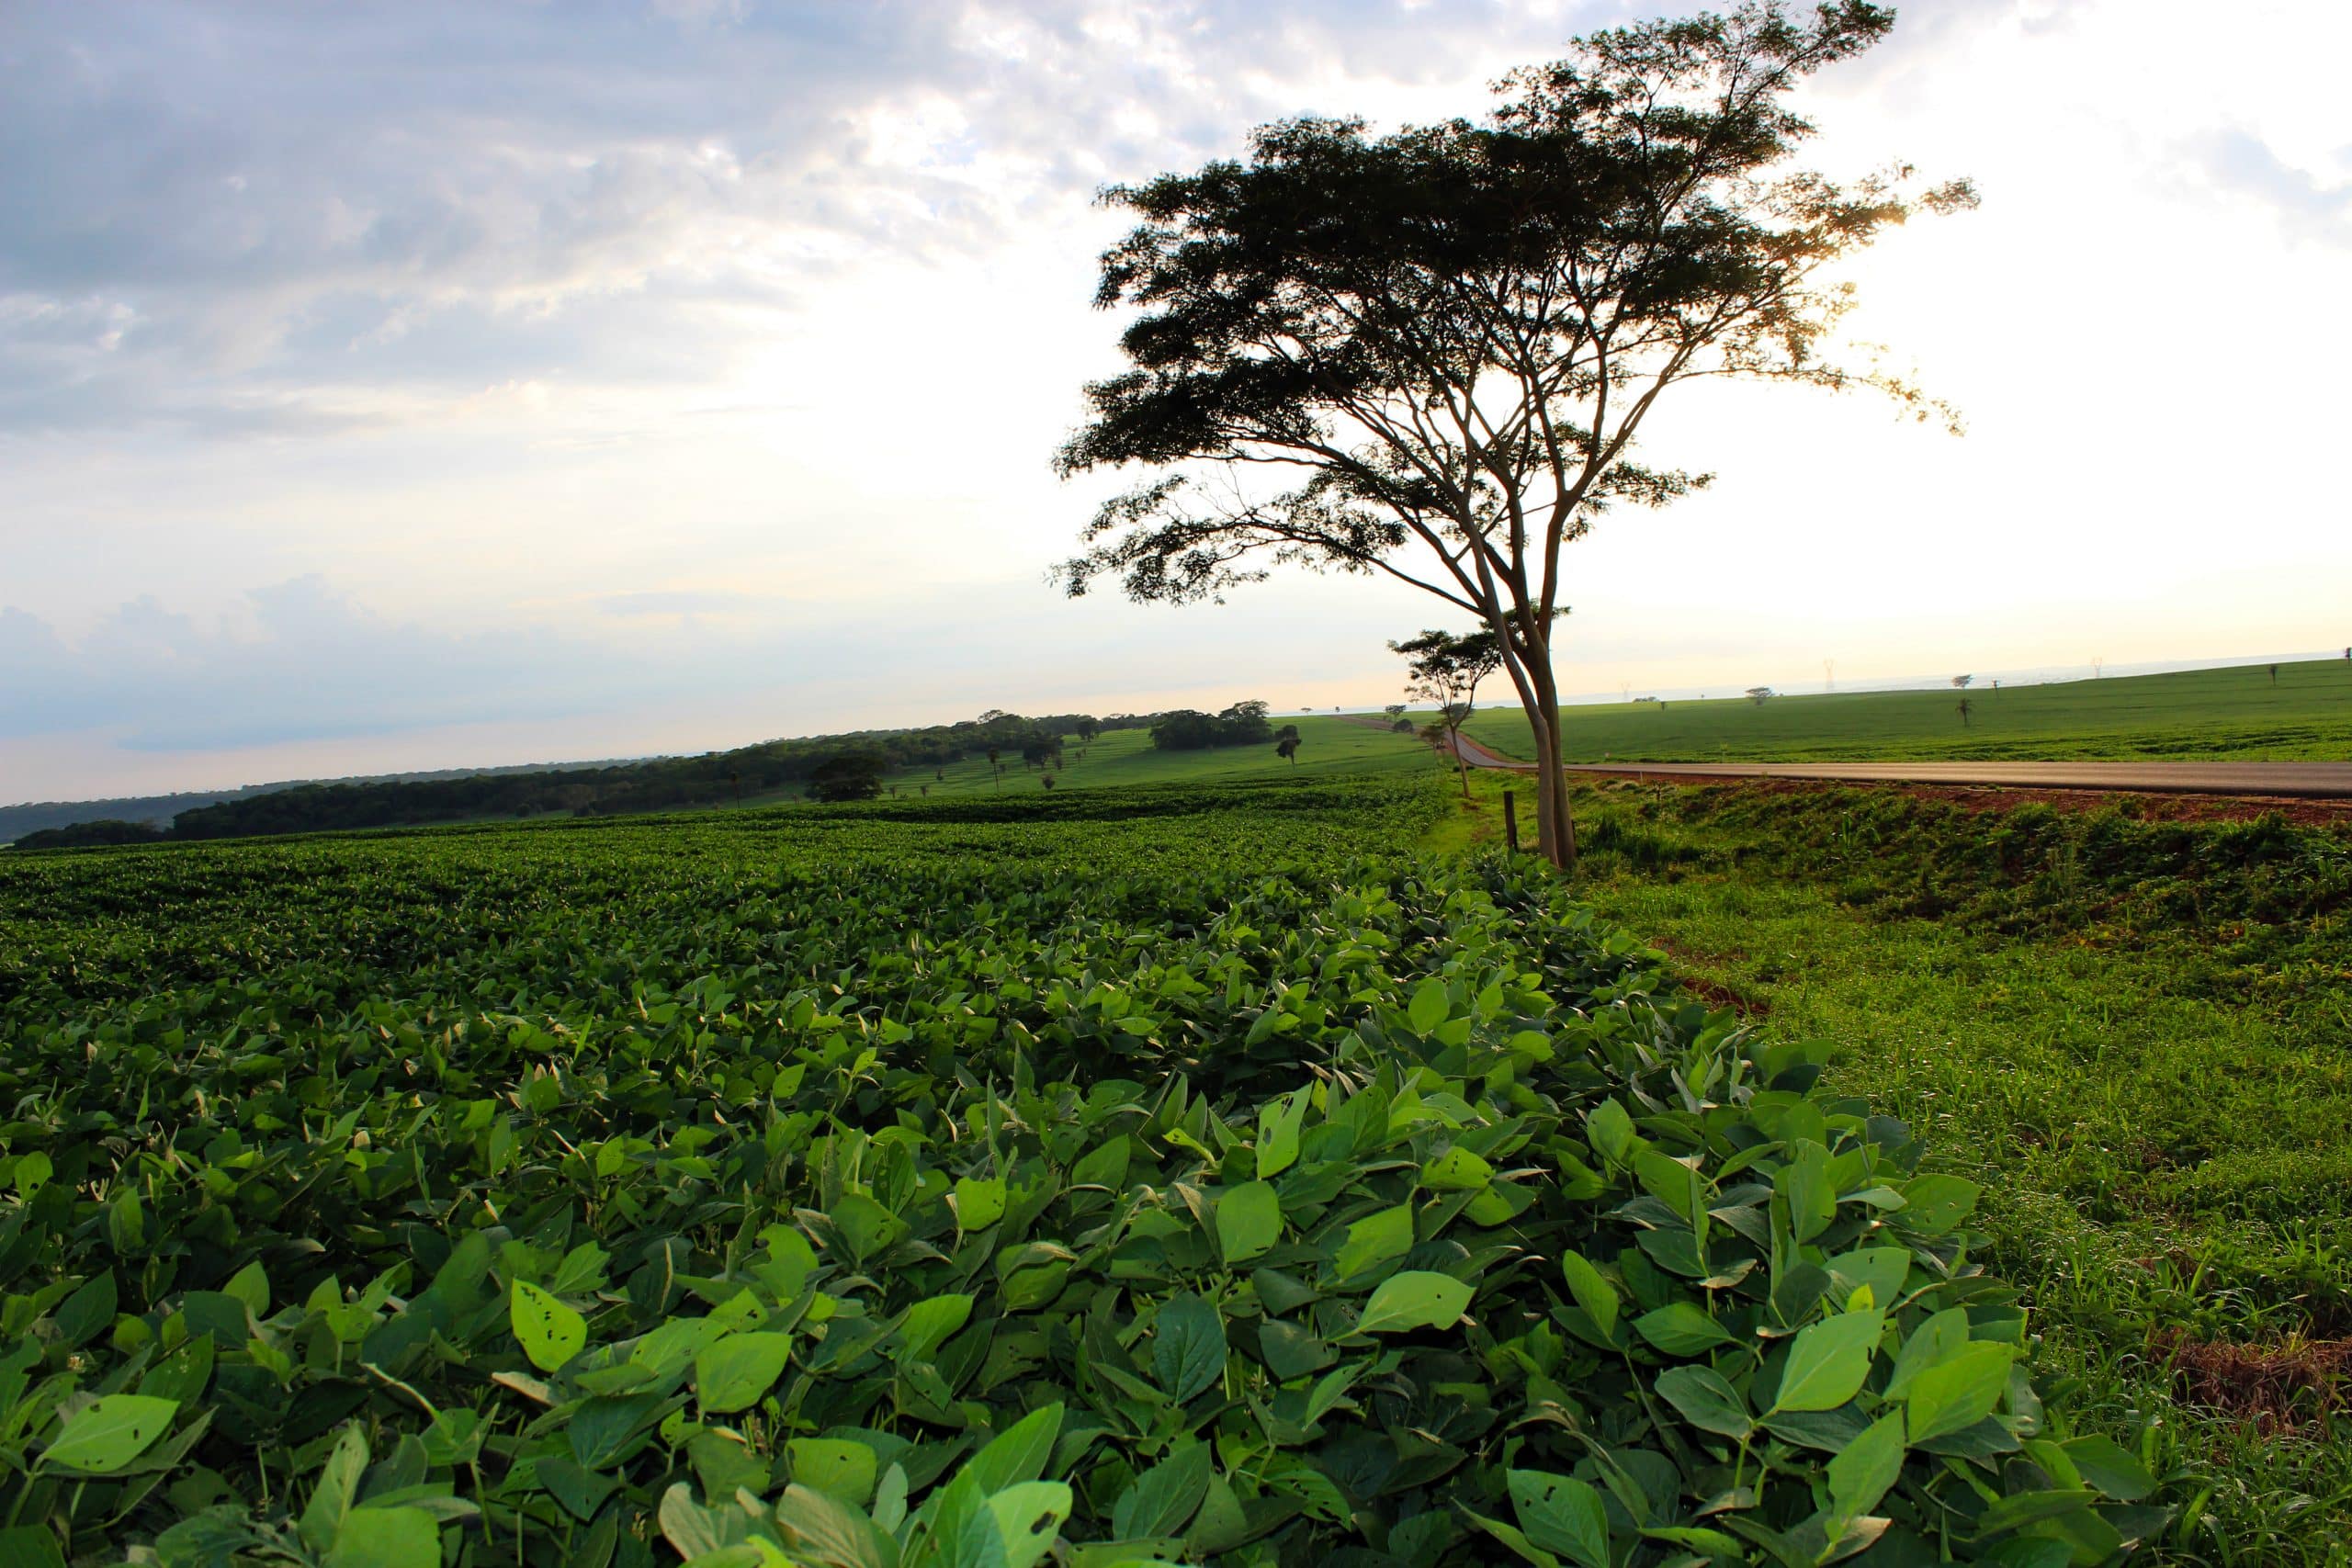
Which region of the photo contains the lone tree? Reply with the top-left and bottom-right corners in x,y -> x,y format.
1955,696 -> 1973,728
807,753 -> 886,803
1952,673 -> 1973,690
1392,627 -> 1502,797
1053,2 -> 1969,867
1746,686 -> 1774,705
1275,728 -> 1303,766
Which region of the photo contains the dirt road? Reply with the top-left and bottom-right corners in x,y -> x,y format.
1444,734 -> 2352,800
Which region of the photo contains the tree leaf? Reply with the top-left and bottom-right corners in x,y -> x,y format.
1215,1180 -> 1282,1265
1654,1364 -> 1753,1438
1152,1294 -> 1227,1403
695,1331 -> 794,1415
1770,1310 -> 1883,1414
1355,1270 -> 1473,1335
509,1280 -> 585,1373
40,1394 -> 178,1474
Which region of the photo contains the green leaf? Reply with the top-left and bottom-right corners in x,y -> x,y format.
1558,1249 -> 1618,1340
223,1259 -> 270,1317
0,1526 -> 64,1568
54,1272 -> 116,1350
1256,1087 -> 1312,1179
1152,1294 -> 1227,1403
1586,1100 -> 1636,1167
899,1294 -> 974,1362
509,1280 -> 586,1373
772,1483 -> 894,1568
987,1480 -> 1072,1568
1112,1442 -> 1213,1540
300,1424 -> 370,1551
961,1404 -> 1065,1495
2058,1435 -> 2155,1501
1770,1310 -> 1883,1414
1420,1145 -> 1493,1192
790,1438 -> 879,1506
1333,1202 -> 1413,1280
695,1331 -> 794,1415
1508,1471 -> 1610,1568
1407,978 -> 1450,1034
1355,1270 -> 1473,1334
1654,1364 -> 1752,1438
1633,1303 -> 1733,1357
1899,1174 -> 1981,1235
1905,1342 -> 2014,1443
1215,1180 -> 1282,1265
954,1176 -> 1008,1232
1826,1410 -> 1906,1521
40,1394 -> 178,1474
323,1507 -> 442,1568
1883,1307 -> 1971,1401
1775,1143 -> 1835,1244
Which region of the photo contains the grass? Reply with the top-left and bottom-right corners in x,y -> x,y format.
1427,770 -> 2352,1559
1463,657 -> 2352,764
740,711 -> 1443,806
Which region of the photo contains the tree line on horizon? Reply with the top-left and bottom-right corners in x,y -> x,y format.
8,702 -> 1302,849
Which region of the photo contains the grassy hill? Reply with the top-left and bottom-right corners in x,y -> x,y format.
1464,656 -> 2352,764
755,712 -> 1442,804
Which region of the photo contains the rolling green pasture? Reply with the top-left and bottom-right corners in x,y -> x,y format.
1463,658 -> 2352,764
743,713 -> 1440,807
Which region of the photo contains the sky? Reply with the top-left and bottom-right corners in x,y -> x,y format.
4,0 -> 2348,803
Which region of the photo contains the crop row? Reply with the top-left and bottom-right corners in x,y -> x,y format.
0,781 -> 2156,1564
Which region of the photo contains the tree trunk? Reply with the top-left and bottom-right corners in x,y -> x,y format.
1449,723 -> 1471,797
1525,648 -> 1577,872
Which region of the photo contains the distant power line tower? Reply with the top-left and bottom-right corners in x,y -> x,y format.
1823,659 -> 1835,692
2091,655 -> 2105,679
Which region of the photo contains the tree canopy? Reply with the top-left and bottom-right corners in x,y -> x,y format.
1056,1 -> 1968,863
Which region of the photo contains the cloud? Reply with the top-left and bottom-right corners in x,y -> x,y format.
0,0 -> 1605,439
2186,129 -> 2352,246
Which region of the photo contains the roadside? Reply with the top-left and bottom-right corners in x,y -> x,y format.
1429,771 -> 2352,1560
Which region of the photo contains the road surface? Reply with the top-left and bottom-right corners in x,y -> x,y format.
1443,735 -> 2352,799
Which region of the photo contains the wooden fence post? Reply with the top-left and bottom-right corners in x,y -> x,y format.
1502,790 -> 1520,854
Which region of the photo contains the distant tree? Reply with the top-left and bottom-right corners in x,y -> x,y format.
1052,5 -> 1971,866
1990,678 -> 1999,694
807,753 -> 887,802
977,708 -> 1009,723
1391,628 -> 1501,798
1746,686 -> 1773,705
1276,734 -> 1302,766
1150,702 -> 1275,750
1955,696 -> 1973,728
728,768 -> 742,807
1952,674 -> 1973,690
1075,716 -> 1101,742
920,784 -> 930,797
1042,774 -> 1057,789
985,745 -> 1003,792
2269,663 -> 2279,685
1384,703 -> 1408,726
